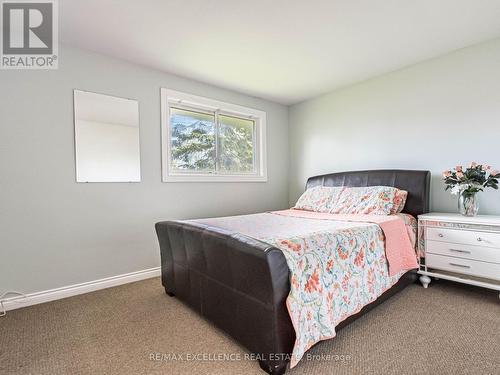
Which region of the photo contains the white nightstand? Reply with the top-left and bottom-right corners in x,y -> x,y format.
418,213 -> 500,298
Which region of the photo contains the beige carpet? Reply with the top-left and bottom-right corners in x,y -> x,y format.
1,278 -> 499,375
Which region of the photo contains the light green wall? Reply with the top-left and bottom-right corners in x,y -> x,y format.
0,46 -> 289,294
288,38 -> 500,214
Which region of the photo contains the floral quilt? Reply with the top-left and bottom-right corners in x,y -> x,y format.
191,211 -> 416,368
262,222 -> 406,367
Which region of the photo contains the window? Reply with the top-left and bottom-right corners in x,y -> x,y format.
161,89 -> 267,182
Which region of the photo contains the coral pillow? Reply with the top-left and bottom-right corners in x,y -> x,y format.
330,186 -> 406,215
294,186 -> 345,213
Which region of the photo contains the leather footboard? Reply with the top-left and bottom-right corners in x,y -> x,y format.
155,220 -> 295,373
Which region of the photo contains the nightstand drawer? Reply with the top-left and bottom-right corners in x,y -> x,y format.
427,227 -> 500,249
426,253 -> 500,281
426,240 -> 500,264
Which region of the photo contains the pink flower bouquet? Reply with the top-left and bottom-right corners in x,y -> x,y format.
442,162 -> 500,216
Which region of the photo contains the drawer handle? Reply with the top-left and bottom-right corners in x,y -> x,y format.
449,248 -> 471,254
449,262 -> 471,269
438,233 -> 444,238
477,237 -> 483,242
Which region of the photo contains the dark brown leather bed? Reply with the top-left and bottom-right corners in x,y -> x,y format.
155,169 -> 431,374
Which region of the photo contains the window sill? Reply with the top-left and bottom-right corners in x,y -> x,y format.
162,173 -> 267,183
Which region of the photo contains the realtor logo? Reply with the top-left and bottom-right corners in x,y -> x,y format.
1,0 -> 58,69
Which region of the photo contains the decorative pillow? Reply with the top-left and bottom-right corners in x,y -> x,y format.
329,186 -> 404,215
391,189 -> 408,214
294,186 -> 345,212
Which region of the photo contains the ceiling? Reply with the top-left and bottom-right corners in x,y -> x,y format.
60,0 -> 500,105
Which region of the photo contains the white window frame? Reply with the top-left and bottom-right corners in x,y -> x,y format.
161,88 -> 267,182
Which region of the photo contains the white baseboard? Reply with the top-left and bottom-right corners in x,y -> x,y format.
1,267 -> 161,313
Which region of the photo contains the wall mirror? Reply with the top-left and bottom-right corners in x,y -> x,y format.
74,90 -> 141,182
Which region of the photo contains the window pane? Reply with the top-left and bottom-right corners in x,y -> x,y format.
170,107 -> 215,172
218,114 -> 255,173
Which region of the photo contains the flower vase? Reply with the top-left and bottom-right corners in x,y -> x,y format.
458,192 -> 479,216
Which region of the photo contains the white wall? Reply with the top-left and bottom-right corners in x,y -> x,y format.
289,38 -> 500,214
0,46 -> 289,295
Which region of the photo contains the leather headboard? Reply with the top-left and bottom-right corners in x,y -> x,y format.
306,169 -> 431,218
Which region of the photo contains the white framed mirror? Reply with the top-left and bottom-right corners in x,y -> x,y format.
73,90 -> 141,182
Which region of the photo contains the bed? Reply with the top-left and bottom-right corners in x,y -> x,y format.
155,169 -> 430,374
